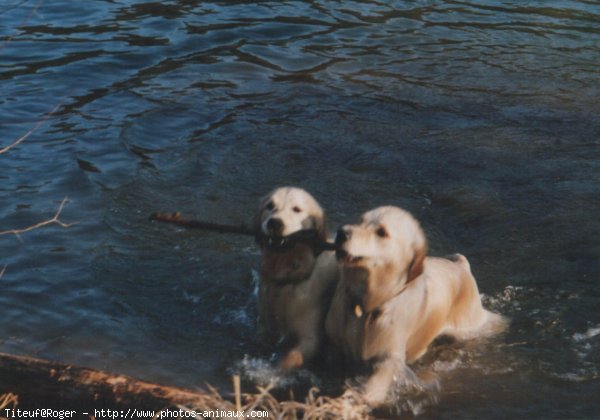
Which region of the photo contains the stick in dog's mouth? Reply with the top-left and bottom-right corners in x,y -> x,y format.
258,229 -> 325,252
262,235 -> 290,248
150,212 -> 338,251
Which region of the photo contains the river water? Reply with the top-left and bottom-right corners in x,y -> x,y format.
1,0 -> 598,417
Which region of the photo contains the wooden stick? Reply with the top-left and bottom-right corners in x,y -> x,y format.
150,212 -> 255,236
150,212 -> 338,251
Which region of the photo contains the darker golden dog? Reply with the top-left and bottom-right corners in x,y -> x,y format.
255,187 -> 338,370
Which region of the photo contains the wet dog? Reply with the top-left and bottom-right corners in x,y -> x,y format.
255,187 -> 338,370
325,206 -> 505,405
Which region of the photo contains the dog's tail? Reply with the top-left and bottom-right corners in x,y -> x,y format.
447,253 -> 509,336
481,310 -> 509,336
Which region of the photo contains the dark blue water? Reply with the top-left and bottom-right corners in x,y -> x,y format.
1,0 -> 599,417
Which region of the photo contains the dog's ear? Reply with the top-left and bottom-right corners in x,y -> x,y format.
301,203 -> 326,239
254,194 -> 270,245
301,212 -> 327,256
407,228 -> 427,283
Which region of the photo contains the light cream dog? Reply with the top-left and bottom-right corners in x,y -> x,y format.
325,206 -> 505,405
255,187 -> 338,370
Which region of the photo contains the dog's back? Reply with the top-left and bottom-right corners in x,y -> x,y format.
417,255 -> 506,347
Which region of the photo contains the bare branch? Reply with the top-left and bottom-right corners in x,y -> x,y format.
0,0 -> 44,54
0,391 -> 18,412
0,197 -> 76,239
0,102 -> 62,155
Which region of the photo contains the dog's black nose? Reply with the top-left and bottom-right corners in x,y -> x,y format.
335,248 -> 348,260
266,218 -> 284,235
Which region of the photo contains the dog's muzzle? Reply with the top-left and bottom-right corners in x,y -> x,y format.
334,227 -> 365,263
265,235 -> 288,248
336,249 -> 365,264
265,217 -> 284,236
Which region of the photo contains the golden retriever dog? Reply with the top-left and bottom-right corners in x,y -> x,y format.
325,206 -> 505,405
255,187 -> 338,370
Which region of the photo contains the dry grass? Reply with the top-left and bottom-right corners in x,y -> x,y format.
0,393 -> 18,420
179,376 -> 372,420
0,379 -> 372,420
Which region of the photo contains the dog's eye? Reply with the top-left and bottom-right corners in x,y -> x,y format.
292,206 -> 302,213
265,201 -> 275,211
376,226 -> 389,238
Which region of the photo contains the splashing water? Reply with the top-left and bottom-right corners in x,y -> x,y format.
230,355 -> 321,390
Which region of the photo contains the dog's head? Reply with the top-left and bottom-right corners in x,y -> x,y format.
255,187 -> 327,283
335,206 -> 427,315
256,187 -> 326,243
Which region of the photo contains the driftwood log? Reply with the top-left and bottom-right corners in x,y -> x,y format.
0,354 -> 373,419
0,352 -> 220,411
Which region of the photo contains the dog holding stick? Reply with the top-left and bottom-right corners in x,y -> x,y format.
326,206 -> 506,405
255,187 -> 338,370
150,188 -> 338,370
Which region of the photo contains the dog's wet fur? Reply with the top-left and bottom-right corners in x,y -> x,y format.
255,187 -> 338,370
325,206 -> 506,405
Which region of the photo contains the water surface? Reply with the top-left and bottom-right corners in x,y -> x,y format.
1,0 -> 599,417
